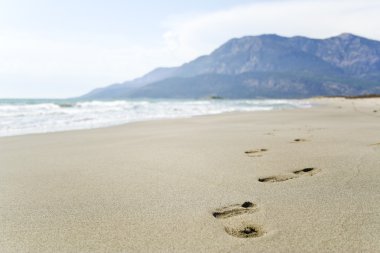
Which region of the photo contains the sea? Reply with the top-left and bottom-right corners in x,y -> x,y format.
0,98 -> 312,137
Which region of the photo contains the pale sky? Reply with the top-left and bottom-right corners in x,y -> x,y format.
1,0 -> 380,98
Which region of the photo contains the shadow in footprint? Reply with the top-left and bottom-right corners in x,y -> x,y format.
258,175 -> 295,183
224,224 -> 264,238
293,138 -> 307,143
293,167 -> 321,176
258,168 -> 321,183
212,201 -> 257,219
245,149 -> 267,157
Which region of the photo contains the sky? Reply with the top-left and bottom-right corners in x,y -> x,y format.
0,0 -> 380,98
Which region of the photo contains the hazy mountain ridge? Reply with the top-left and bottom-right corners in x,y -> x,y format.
82,33 -> 380,99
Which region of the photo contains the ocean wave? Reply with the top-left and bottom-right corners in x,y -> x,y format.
0,99 -> 311,137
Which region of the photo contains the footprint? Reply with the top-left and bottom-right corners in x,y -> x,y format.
258,175 -> 295,183
293,138 -> 307,143
258,167 -> 321,183
224,224 -> 264,238
293,167 -> 321,176
212,202 -> 265,238
212,201 -> 257,219
245,148 -> 267,157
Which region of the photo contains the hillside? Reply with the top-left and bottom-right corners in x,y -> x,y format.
82,33 -> 380,99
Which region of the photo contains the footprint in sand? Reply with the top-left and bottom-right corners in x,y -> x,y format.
292,138 -> 307,143
293,167 -> 321,176
212,201 -> 265,238
258,175 -> 296,183
245,148 -> 268,157
224,224 -> 264,238
212,201 -> 257,219
258,167 -> 321,183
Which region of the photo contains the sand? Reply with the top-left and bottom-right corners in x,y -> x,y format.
0,98 -> 379,252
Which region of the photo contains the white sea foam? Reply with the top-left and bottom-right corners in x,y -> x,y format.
0,99 -> 312,137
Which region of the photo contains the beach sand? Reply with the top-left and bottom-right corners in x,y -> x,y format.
0,98 -> 379,252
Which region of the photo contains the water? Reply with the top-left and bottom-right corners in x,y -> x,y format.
0,98 -> 312,137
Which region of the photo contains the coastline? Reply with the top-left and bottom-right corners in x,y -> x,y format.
0,98 -> 311,138
1,98 -> 379,252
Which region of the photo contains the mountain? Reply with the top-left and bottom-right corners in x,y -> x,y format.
82,33 -> 380,99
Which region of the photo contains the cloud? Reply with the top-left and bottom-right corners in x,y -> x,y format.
0,31 -> 180,97
1,0 -> 380,97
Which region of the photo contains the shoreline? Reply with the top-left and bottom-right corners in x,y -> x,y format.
0,98 -> 314,139
1,98 -> 379,252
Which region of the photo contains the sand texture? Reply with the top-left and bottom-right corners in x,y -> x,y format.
0,98 -> 380,252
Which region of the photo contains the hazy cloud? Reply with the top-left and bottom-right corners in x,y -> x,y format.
1,0 -> 379,97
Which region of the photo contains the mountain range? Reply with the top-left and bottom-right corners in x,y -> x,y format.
82,33 -> 380,99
